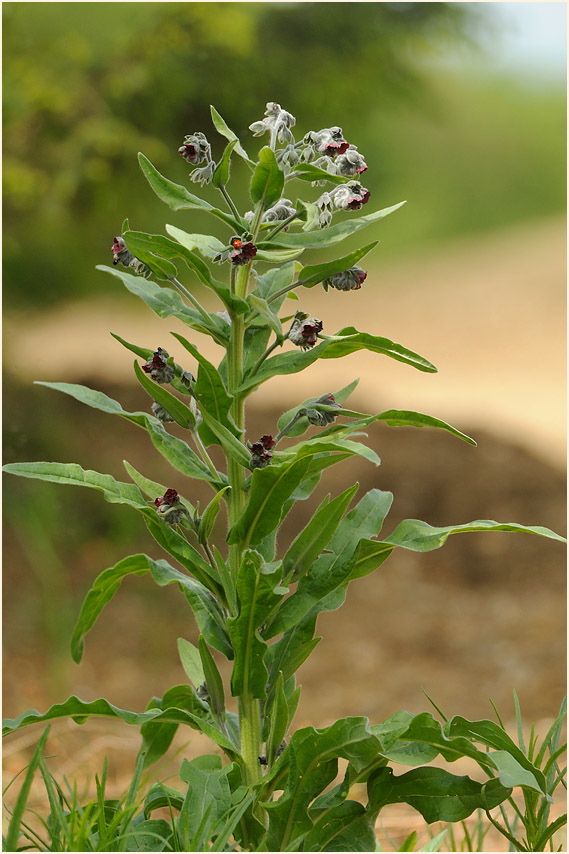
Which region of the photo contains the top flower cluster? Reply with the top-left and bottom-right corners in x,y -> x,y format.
178,102 -> 370,231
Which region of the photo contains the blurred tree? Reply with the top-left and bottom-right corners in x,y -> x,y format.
3,2 -> 468,306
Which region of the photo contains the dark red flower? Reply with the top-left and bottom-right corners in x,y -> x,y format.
231,241 -> 257,265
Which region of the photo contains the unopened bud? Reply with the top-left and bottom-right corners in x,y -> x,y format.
322,265 -> 367,292
111,236 -> 151,278
141,348 -> 175,384
154,488 -> 188,525
288,315 -> 323,350
151,402 -> 175,422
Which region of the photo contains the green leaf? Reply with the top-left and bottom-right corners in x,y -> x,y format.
200,410 -> 250,468
283,484 -> 358,579
384,518 -> 566,551
304,801 -> 375,852
198,487 -> 230,545
143,514 -> 224,592
250,146 -> 285,209
240,329 -> 436,392
124,229 -> 249,314
35,380 -> 159,429
488,749 -> 546,794
165,228 -> 226,261
122,233 -> 178,280
227,552 -> 285,698
123,460 -> 170,504
265,617 -> 321,700
198,636 -> 226,723
212,139 -> 237,188
177,638 -> 205,689
258,201 -> 407,249
227,457 -> 312,548
277,379 -> 360,438
295,242 -> 378,290
133,360 -> 195,429
2,461 -> 147,511
289,162 -> 351,187
280,437 -> 381,468
145,423 -> 224,486
5,726 -> 50,853
255,246 -> 304,263
246,294 -> 283,339
210,105 -> 253,165
70,554 -> 231,664
367,766 -> 510,824
170,332 -> 237,446
373,409 -> 476,445
263,717 -> 381,850
2,696 -> 236,753
265,672 -> 289,766
138,152 -> 242,231
96,265 -> 228,345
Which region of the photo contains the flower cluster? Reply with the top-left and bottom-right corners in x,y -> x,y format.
323,265 -> 367,292
178,131 -> 215,185
214,235 -> 258,266
303,127 -> 349,158
249,102 -> 296,145
111,236 -> 151,278
288,314 -> 323,350
141,348 -> 175,384
154,489 -> 187,525
249,434 -> 276,469
244,198 -> 296,229
302,393 -> 341,426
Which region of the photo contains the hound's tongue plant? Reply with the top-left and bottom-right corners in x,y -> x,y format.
3,102 -> 566,853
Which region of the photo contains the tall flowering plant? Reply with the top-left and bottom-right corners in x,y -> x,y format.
3,103 -> 565,852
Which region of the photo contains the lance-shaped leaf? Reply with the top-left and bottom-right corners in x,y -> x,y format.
2,696 -> 236,753
198,635 -> 226,724
283,484 -> 358,580
178,754 -> 233,847
289,162 -> 351,187
2,461 -> 147,511
240,329 -> 436,392
228,552 -> 286,698
265,617 -> 321,700
212,139 -> 237,188
97,265 -> 228,345
278,437 -> 381,468
227,457 -> 312,548
246,294 -> 283,339
258,200 -> 407,250
290,241 -> 378,291
139,684 -> 211,770
122,234 -> 178,280
133,360 -> 195,429
367,766 -> 510,824
250,146 -> 285,209
263,717 -> 382,850
178,638 -> 205,689
255,246 -> 304,263
146,423 -> 224,486
143,514 -> 224,595
35,381 -> 161,429
164,228 -> 226,261
200,410 -> 250,468
373,409 -> 476,445
198,486 -> 230,545
138,152 -> 243,231
252,259 -> 301,303
170,331 -> 237,446
265,672 -> 289,765
277,379 -> 360,439
70,554 -> 231,664
210,105 -> 253,165
123,229 -> 249,314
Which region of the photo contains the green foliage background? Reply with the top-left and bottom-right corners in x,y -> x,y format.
3,2 -> 565,308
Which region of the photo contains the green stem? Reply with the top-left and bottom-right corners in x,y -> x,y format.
248,337 -> 283,377
218,184 -> 242,225
266,276 -> 311,304
191,428 -> 221,484
239,694 -> 263,787
263,210 -> 301,241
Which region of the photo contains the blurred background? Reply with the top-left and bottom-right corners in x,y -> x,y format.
3,2 -> 566,830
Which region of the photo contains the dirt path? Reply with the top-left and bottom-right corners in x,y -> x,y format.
5,215 -> 565,468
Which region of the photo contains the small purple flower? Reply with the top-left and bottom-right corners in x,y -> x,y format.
331,182 -> 370,211
304,127 -> 350,157
322,265 -> 367,292
213,234 -> 258,266
141,348 -> 175,384
249,434 -> 276,469
178,132 -> 210,166
288,314 -> 323,350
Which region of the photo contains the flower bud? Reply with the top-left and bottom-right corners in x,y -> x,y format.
322,265 -> 367,292
288,315 -> 323,350
331,182 -> 370,211
154,488 -> 188,524
249,102 -> 296,144
302,393 -> 341,426
141,347 -> 175,384
190,160 -> 215,187
111,236 -> 151,278
151,402 -> 175,422
315,192 -> 334,228
197,681 -> 210,703
262,198 -> 296,223
304,127 -> 349,157
334,145 -> 368,177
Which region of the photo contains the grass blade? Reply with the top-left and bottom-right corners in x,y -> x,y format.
6,725 -> 50,852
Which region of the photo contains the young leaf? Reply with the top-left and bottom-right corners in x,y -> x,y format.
138,152 -> 243,231
198,635 -> 226,724
290,241 -> 378,291
265,672 -> 289,766
165,227 -> 226,261
210,105 -> 253,165
198,486 -> 230,545
250,146 -> 285,209
227,552 -> 286,699
289,162 -> 351,186
246,294 -> 283,339
212,138 -> 237,188
177,638 -> 205,689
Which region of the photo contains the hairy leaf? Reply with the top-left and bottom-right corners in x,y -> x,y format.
250,146 -> 285,209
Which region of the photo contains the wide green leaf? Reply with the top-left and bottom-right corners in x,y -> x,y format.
250,146 -> 285,209
367,766 -> 510,823
2,461 -> 148,511
304,801 -> 375,852
228,551 -> 286,699
257,200 -> 406,249
164,227 -> 226,261
2,696 -> 236,753
177,638 -> 205,689
289,162 -> 351,187
138,152 -> 242,231
227,457 -> 312,548
97,265 -> 228,345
